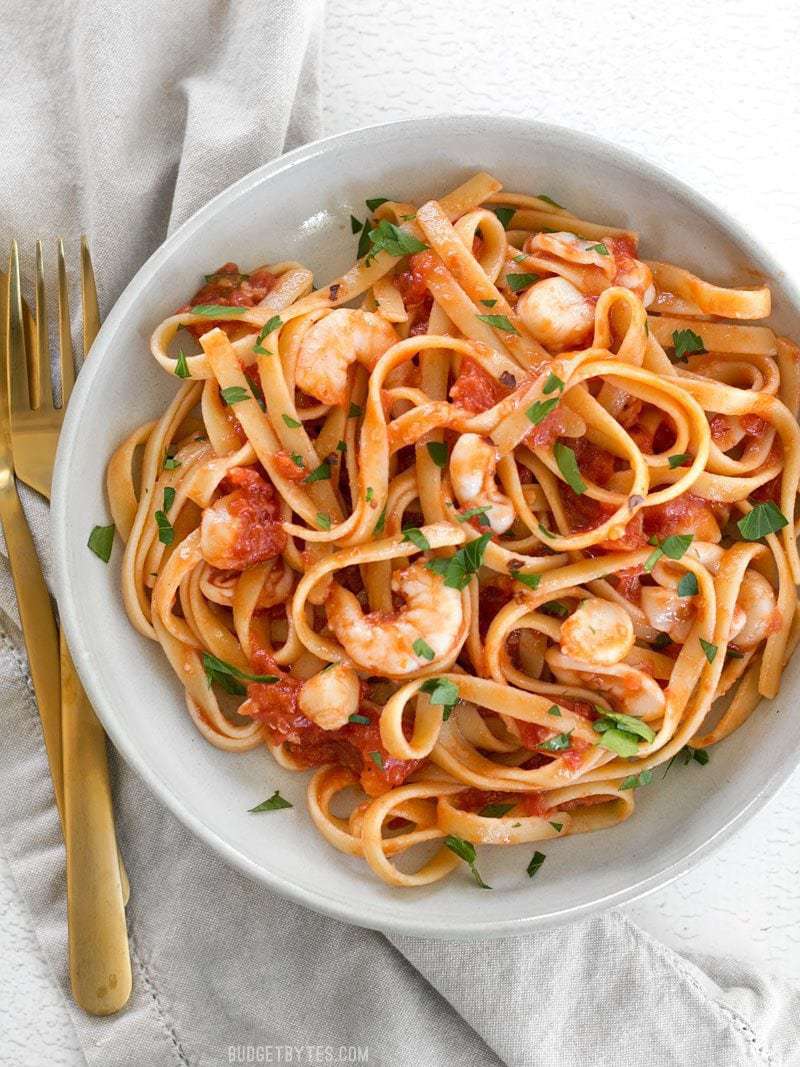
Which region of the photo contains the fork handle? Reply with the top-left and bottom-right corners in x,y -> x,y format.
62,631 -> 132,1015
0,485 -> 63,816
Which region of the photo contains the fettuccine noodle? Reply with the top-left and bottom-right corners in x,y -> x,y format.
105,173 -> 800,889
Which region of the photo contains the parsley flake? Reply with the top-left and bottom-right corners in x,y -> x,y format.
476,313 -> 519,334
426,441 -> 448,467
444,835 -> 491,889
672,328 -> 706,362
554,442 -> 586,495
248,790 -> 292,813
87,524 -> 115,563
526,397 -> 558,425
737,501 -> 788,541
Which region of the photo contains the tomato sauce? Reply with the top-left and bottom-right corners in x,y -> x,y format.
177,262 -> 277,339
219,467 -> 287,567
450,357 -> 510,413
245,654 -> 423,796
562,483 -> 720,552
396,250 -> 434,332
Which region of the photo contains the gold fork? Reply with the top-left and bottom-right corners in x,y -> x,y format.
7,240 -> 132,1015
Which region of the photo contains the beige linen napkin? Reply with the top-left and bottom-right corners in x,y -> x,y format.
1,3 -> 799,1064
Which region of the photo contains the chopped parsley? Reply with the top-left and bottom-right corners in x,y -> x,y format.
619,768 -> 653,790
348,402 -> 363,419
526,850 -> 546,878
174,349 -> 190,379
402,527 -> 431,551
526,397 -> 559,425
191,304 -> 243,317
369,751 -> 385,770
248,790 -> 292,813
537,731 -> 573,752
481,299 -> 497,307
154,510 -> 173,545
542,372 -> 564,395
202,653 -> 278,695
305,462 -> 331,484
737,501 -> 788,541
507,272 -> 540,292
668,453 -> 691,469
348,713 -> 371,725
492,206 -> 515,229
594,710 -> 655,757
220,386 -> 250,406
419,677 -> 459,711
587,243 -> 609,255
554,442 -> 587,495
478,802 -> 516,819
365,219 -> 428,263
87,524 -> 115,563
699,638 -> 718,663
476,313 -> 519,334
644,533 -> 693,572
350,215 -> 363,234
514,571 -> 542,590
537,193 -> 563,209
426,441 -> 448,467
365,196 -> 390,212
457,506 -> 491,527
412,637 -> 436,661
426,532 -> 491,590
677,571 -> 698,597
282,413 -> 302,429
671,328 -> 706,362
444,835 -> 491,889
316,513 -> 332,530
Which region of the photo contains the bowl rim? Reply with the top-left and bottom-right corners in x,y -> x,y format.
52,113 -> 800,938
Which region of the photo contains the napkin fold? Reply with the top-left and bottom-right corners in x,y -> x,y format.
1,3 -> 798,1065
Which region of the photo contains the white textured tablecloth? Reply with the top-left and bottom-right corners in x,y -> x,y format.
3,1 -> 800,1065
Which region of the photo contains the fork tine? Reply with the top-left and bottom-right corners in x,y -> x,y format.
34,241 -> 53,409
57,239 -> 75,405
7,242 -> 31,413
80,237 -> 100,357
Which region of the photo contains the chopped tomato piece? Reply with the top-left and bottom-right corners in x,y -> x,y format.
450,357 -> 510,413
245,674 -> 423,796
214,467 -> 287,568
614,565 -> 644,603
273,449 -> 307,481
177,262 -> 277,339
524,406 -> 574,448
740,413 -> 768,436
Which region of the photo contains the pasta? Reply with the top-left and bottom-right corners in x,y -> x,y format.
105,172 -> 800,890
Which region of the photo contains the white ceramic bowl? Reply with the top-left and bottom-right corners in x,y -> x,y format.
52,116 -> 800,938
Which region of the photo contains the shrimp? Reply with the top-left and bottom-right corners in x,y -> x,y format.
559,597 -> 634,666
547,649 -> 666,719
298,664 -> 361,730
200,467 -> 286,570
326,561 -> 464,675
730,570 -> 779,649
640,586 -> 696,643
516,276 -> 595,353
449,433 -> 515,534
526,231 -> 617,278
640,554 -> 772,647
296,309 -> 397,406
